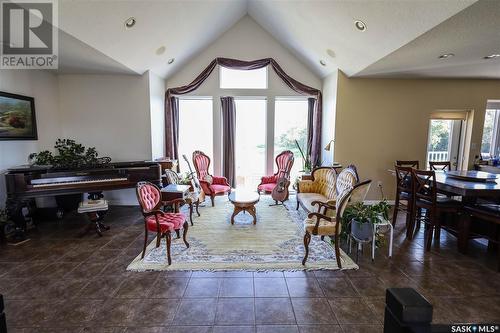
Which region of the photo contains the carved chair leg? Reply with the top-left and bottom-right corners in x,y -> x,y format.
302,232 -> 311,265
210,195 -> 215,207
195,200 -> 201,216
183,221 -> 190,248
320,235 -> 325,241
296,200 -> 299,210
166,232 -> 172,265
189,203 -> 194,226
175,229 -> 180,239
156,231 -> 161,248
141,225 -> 148,259
334,233 -> 342,269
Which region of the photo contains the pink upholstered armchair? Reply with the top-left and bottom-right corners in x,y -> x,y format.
192,151 -> 231,206
257,150 -> 294,194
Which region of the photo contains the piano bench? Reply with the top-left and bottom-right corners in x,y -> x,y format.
77,200 -> 110,237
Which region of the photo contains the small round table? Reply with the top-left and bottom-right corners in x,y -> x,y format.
228,191 -> 260,225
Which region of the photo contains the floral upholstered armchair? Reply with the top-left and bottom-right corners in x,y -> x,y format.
257,150 -> 294,194
192,150 -> 231,206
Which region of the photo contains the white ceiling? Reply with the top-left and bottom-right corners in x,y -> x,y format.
356,0 -> 500,79
58,0 -> 247,78
54,0 -> 496,80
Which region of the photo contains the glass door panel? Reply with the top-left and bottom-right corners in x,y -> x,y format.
274,99 -> 309,185
234,99 -> 266,189
426,119 -> 463,170
178,98 -> 213,174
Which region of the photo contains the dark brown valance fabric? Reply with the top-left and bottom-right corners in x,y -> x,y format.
221,96 -> 236,187
165,57 -> 322,166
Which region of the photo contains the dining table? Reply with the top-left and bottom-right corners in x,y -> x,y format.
389,169 -> 500,253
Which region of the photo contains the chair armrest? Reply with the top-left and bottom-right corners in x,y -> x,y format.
143,209 -> 166,217
307,212 -> 335,234
260,175 -> 277,184
297,180 -> 315,193
212,176 -> 230,186
199,180 -> 213,195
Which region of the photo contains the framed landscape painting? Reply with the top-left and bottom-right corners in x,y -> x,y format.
0,91 -> 37,140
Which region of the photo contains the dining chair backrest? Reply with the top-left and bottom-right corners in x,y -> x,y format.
429,161 -> 451,171
394,166 -> 414,193
411,169 -> 437,204
396,160 -> 420,169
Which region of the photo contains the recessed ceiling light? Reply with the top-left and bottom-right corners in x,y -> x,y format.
319,60 -> 326,66
167,58 -> 175,64
438,53 -> 454,59
124,17 -> 136,29
156,46 -> 166,55
484,54 -> 500,59
326,49 -> 336,58
354,20 -> 367,32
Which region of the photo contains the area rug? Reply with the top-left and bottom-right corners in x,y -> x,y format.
127,194 -> 358,271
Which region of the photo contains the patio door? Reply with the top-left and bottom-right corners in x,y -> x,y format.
426,114 -> 467,170
234,98 -> 266,189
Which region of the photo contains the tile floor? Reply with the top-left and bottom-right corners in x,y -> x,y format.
1,204 -> 499,333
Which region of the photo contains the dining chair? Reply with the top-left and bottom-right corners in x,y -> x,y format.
410,169 -> 460,250
392,166 -> 415,238
396,160 -> 420,169
136,181 -> 189,265
429,161 -> 451,171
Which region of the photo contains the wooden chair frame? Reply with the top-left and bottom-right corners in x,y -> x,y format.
302,183 -> 354,269
429,161 -> 451,171
136,181 -> 189,265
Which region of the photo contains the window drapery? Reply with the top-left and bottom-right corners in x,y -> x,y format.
165,57 -> 322,167
221,96 -> 236,187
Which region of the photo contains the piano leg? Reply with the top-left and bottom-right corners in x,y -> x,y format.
5,198 -> 28,244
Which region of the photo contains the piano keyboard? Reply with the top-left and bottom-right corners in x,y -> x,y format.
32,177 -> 128,188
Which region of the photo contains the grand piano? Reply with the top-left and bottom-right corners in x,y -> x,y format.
4,161 -> 161,240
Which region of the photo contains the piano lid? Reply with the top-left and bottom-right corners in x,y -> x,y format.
7,161 -> 159,173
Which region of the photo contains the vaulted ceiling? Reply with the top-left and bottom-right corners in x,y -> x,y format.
53,0 -> 500,79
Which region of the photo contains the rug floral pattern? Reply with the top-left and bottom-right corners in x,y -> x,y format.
127,194 -> 358,271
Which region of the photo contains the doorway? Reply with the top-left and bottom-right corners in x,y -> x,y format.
426,118 -> 465,170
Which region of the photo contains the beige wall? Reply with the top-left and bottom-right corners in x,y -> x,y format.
335,71 -> 500,200
0,70 -> 61,207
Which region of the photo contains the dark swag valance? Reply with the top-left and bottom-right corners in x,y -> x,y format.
165,57 -> 322,170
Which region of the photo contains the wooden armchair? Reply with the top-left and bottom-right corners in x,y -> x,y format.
136,181 -> 189,265
302,182 -> 355,268
257,150 -> 294,194
192,151 -> 231,206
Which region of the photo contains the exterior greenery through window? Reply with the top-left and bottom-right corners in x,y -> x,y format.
481,109 -> 499,156
428,120 -> 451,152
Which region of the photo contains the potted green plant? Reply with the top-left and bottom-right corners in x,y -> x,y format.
342,200 -> 390,241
